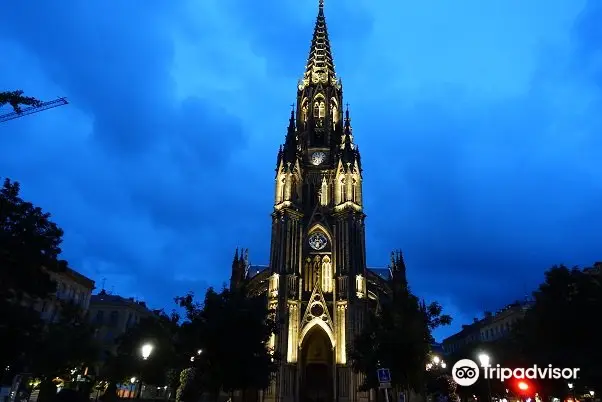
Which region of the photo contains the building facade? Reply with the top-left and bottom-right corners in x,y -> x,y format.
442,301 -> 531,355
230,2 -> 394,402
33,267 -> 95,322
88,290 -> 155,357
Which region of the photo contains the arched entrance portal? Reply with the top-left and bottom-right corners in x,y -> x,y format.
300,325 -> 334,402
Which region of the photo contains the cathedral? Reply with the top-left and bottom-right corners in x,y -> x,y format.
230,1 -> 398,401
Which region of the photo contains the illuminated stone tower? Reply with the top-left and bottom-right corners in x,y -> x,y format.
238,2 -> 390,402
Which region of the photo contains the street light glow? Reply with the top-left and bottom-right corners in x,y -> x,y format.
441,362 -> 447,369
590,391 -> 595,396
478,353 -> 490,367
141,343 -> 154,360
433,356 -> 440,364
197,349 -> 203,355
518,382 -> 528,391
568,383 -> 574,389
130,377 -> 136,384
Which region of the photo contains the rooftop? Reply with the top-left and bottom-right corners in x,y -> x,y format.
90,290 -> 150,310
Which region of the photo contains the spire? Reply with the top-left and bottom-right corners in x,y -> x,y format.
279,105 -> 298,165
389,250 -> 408,290
304,0 -> 335,79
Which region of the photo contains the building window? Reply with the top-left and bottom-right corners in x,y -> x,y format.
109,310 -> 119,326
95,310 -> 104,324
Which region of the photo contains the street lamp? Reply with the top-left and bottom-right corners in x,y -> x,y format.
137,344 -> 154,399
478,353 -> 492,402
130,377 -> 137,399
568,383 -> 575,401
426,355 -> 446,371
478,353 -> 490,367
590,390 -> 595,400
141,343 -> 154,360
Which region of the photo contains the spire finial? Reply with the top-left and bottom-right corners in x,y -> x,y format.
319,0 -> 324,9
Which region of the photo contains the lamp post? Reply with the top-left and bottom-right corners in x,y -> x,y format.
426,355 -> 447,371
478,353 -> 492,402
426,355 -> 447,402
130,377 -> 137,399
590,390 -> 595,401
568,383 -> 575,402
137,343 -> 154,399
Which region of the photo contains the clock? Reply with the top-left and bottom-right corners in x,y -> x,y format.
310,151 -> 326,166
308,232 -> 328,250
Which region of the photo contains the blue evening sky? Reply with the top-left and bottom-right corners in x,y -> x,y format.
1,0 -> 601,341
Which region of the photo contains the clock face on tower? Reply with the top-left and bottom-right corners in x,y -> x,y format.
310,151 -> 326,166
308,232 -> 328,250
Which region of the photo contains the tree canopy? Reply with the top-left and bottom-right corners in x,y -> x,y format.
29,301 -> 99,380
351,253 -> 452,395
514,264 -> 602,396
0,178 -> 68,301
113,310 -> 182,386
0,178 -> 70,374
176,286 -> 279,396
0,90 -> 42,113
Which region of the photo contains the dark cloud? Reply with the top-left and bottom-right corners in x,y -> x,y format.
1,0 -> 601,341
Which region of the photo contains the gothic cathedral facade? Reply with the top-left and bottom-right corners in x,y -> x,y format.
230,2 -> 392,402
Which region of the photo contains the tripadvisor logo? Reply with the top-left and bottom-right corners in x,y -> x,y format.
452,359 -> 480,386
452,359 -> 580,386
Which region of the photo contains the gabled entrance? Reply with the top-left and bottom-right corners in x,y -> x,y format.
300,325 -> 333,402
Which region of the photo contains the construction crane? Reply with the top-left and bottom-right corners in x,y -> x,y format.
0,97 -> 69,123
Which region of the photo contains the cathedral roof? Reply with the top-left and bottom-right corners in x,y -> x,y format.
304,0 -> 336,80
368,268 -> 391,280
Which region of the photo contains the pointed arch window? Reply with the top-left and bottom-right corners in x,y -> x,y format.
313,100 -> 326,118
302,100 -> 309,122
280,175 -> 286,202
304,258 -> 312,292
320,177 -> 328,206
322,256 -> 333,293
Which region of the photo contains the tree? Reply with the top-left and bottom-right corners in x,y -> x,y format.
0,178 -> 68,300
0,90 -> 42,113
176,286 -> 279,398
113,310 -> 181,386
351,252 -> 452,398
514,264 -> 602,397
29,302 -> 99,380
0,178 -> 69,371
427,374 -> 460,402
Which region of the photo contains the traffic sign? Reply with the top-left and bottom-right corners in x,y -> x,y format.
379,382 -> 391,389
377,368 -> 391,383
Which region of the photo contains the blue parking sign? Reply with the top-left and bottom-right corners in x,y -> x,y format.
377,368 -> 391,383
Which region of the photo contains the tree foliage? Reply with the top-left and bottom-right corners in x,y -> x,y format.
0,90 -> 42,113
0,178 -> 68,301
514,264 -> 602,396
107,310 -> 181,386
29,302 -> 99,379
176,286 -> 279,395
0,178 -> 69,372
351,260 -> 451,394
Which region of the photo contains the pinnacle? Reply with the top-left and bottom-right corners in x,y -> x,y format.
304,0 -> 335,79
